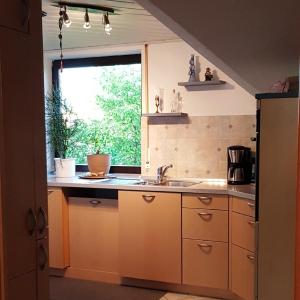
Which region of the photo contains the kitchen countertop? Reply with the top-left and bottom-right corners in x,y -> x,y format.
48,174 -> 255,201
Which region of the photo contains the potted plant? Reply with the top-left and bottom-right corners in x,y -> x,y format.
87,150 -> 111,175
45,86 -> 80,177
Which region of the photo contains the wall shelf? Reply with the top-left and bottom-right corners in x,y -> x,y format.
142,113 -> 188,118
178,80 -> 226,87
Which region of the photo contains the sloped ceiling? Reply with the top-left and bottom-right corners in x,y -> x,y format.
134,0 -> 300,94
42,0 -> 178,51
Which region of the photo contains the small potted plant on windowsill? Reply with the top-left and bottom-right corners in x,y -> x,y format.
87,150 -> 111,175
45,86 -> 80,177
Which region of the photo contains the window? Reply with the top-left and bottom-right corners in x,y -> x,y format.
52,54 -> 142,168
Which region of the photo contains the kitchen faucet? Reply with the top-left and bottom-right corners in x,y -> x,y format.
156,164 -> 173,183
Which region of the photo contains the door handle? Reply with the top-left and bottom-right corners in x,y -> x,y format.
26,208 -> 37,236
89,200 -> 102,206
37,207 -> 48,234
197,196 -> 212,204
142,195 -> 155,202
38,243 -> 48,271
198,212 -> 213,220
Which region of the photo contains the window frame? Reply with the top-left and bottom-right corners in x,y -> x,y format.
52,53 -> 142,174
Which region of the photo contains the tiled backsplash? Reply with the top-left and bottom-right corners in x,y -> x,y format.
141,115 -> 256,179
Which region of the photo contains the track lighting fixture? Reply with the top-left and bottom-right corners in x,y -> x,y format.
83,8 -> 91,29
63,6 -> 71,27
103,12 -> 112,35
54,2 -> 115,72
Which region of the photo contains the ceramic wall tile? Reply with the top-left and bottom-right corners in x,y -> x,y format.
142,115 -> 256,179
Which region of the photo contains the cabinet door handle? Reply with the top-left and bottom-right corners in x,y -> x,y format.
38,244 -> 48,271
26,208 -> 37,236
247,254 -> 255,261
248,220 -> 255,225
247,202 -> 255,208
198,243 -> 212,248
89,200 -> 102,206
198,212 -> 213,220
37,207 -> 48,234
197,196 -> 212,204
142,195 -> 155,202
47,190 -> 55,195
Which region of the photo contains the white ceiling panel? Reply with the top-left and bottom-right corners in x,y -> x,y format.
42,0 -> 178,50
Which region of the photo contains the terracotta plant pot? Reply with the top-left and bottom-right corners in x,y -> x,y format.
54,158 -> 76,178
87,154 -> 111,174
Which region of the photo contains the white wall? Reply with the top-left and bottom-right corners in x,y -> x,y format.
147,41 -> 256,116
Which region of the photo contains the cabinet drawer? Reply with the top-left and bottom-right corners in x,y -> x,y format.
232,197 -> 255,217
232,212 -> 255,252
183,208 -> 228,242
183,239 -> 228,289
183,194 -> 228,210
231,244 -> 255,300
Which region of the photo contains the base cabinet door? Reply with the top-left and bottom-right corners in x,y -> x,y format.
231,244 -> 254,300
119,191 -> 181,284
183,239 -> 228,289
48,188 -> 70,269
68,197 -> 119,278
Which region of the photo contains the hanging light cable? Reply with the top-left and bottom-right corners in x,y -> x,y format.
103,12 -> 112,35
63,6 -> 71,27
83,8 -> 91,29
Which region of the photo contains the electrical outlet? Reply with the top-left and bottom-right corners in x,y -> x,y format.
145,161 -> 151,169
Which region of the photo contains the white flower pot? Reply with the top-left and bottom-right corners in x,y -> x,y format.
54,158 -> 76,178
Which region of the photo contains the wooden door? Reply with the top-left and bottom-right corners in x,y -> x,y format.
0,1 -> 30,33
119,191 -> 181,284
0,0 -> 47,299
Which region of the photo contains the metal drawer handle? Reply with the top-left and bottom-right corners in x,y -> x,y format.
89,200 -> 102,206
198,212 -> 213,220
247,203 -> 255,208
197,196 -> 212,203
142,195 -> 155,202
198,243 -> 212,248
38,244 -> 48,271
248,220 -> 255,225
26,208 -> 37,236
247,254 -> 255,261
37,207 -> 48,234
47,190 -> 55,195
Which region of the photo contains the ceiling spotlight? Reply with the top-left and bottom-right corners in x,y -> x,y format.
63,6 -> 71,27
103,12 -> 112,35
83,8 -> 91,29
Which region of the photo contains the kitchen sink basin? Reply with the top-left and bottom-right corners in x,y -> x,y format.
135,179 -> 200,187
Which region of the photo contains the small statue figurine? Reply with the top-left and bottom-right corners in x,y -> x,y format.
155,95 -> 160,113
205,67 -> 213,81
188,54 -> 196,82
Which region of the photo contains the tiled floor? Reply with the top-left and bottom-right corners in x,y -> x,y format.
161,293 -> 220,300
50,277 -> 221,300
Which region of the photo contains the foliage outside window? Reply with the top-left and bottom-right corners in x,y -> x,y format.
56,57 -> 142,166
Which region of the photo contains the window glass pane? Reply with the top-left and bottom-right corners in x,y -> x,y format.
59,63 -> 141,166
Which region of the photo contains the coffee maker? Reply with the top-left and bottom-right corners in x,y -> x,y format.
227,145 -> 252,185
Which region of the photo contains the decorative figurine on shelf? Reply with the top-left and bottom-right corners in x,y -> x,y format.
155,95 -> 160,113
188,54 -> 196,82
205,67 -> 213,81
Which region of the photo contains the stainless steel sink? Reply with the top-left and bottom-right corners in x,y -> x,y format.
135,180 -> 200,187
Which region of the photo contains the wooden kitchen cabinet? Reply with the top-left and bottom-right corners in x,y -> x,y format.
119,191 -> 181,284
183,239 -> 228,289
232,212 -> 255,252
0,1 -> 47,299
48,188 -> 70,269
182,208 -> 228,242
68,197 -> 119,282
183,194 -> 228,210
231,244 -> 255,300
232,197 -> 255,217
